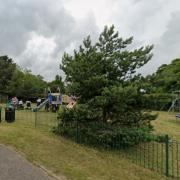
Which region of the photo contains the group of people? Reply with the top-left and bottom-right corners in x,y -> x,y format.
8,97 -> 43,110
8,94 -> 76,112
10,97 -> 31,109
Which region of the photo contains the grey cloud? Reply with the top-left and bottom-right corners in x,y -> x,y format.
0,0 -> 99,80
140,10 -> 180,75
111,0 -> 180,75
154,11 -> 180,65
0,0 -> 74,54
1,0 -> 180,80
114,0 -> 169,40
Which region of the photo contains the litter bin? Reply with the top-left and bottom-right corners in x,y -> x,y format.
5,107 -> 15,123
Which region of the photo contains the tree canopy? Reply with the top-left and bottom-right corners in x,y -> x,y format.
7,68 -> 47,99
0,55 -> 64,100
58,25 -> 157,146
0,56 -> 16,94
150,59 -> 180,93
48,75 -> 65,93
60,25 -> 154,125
61,25 -> 153,99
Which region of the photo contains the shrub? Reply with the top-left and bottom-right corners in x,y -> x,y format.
54,105 -> 156,148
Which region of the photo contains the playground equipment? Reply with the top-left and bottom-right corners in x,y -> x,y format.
33,88 -> 63,112
34,98 -> 49,111
64,95 -> 77,109
67,100 -> 76,109
168,91 -> 180,112
33,87 -> 77,112
50,93 -> 62,105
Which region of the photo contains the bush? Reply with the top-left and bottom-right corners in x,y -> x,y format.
54,106 -> 155,148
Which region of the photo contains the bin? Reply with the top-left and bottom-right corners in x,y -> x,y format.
5,107 -> 15,122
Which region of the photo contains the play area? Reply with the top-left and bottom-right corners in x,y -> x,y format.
6,88 -> 76,112
0,87 -> 77,127
1,88 -> 180,128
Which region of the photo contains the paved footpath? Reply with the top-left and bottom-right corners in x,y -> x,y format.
0,145 -> 57,180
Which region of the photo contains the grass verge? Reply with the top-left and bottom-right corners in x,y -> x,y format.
0,115 -> 164,180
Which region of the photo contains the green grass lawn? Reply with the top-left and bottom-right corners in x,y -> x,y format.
0,108 -> 166,180
152,111 -> 180,139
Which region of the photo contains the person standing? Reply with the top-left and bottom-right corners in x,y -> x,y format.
37,98 -> 41,106
19,100 -> 23,109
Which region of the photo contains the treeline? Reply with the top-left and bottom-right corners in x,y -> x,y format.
140,58 -> 180,93
139,58 -> 180,110
1,52 -> 179,106
0,56 -> 64,100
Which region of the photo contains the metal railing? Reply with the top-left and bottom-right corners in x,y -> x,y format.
58,121 -> 180,179
1,108 -> 180,178
0,108 -> 58,129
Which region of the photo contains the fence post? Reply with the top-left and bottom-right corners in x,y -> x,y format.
35,111 -> 37,128
165,134 -> 169,177
76,120 -> 79,143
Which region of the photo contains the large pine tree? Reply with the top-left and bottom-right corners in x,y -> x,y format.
59,25 -> 156,145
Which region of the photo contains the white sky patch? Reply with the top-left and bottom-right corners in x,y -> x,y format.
63,0 -> 115,28
63,0 -> 180,41
17,32 -> 59,80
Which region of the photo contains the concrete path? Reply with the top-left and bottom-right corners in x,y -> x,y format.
0,145 -> 57,180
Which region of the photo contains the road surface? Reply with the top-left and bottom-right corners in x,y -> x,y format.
0,145 -> 57,180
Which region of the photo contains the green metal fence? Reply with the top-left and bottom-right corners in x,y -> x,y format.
127,137 -> 180,178
0,108 -> 58,129
59,121 -> 180,179
1,108 -> 180,178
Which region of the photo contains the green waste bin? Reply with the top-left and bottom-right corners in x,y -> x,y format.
5,107 -> 15,123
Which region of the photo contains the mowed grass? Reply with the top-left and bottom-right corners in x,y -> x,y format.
151,111 -> 180,178
152,111 -> 180,139
0,108 -> 165,180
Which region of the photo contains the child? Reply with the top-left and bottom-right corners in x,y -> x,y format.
37,98 -> 41,106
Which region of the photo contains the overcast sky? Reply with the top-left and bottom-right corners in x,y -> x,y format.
0,0 -> 180,81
